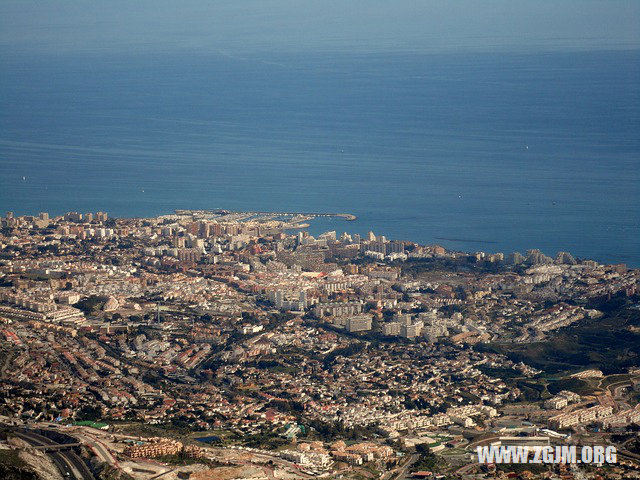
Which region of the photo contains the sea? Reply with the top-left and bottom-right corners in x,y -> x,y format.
1,49 -> 638,265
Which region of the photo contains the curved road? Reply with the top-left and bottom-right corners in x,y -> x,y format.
15,430 -> 95,480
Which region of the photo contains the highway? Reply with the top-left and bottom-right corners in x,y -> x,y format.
73,431 -> 119,468
15,429 -> 95,480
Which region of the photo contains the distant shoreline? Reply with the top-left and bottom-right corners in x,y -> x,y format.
175,209 -> 357,221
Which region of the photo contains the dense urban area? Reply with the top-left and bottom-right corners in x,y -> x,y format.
0,209 -> 639,480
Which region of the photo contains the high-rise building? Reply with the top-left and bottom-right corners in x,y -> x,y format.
339,232 -> 352,243
186,222 -> 199,235
346,315 -> 372,332
176,248 -> 202,263
211,223 -> 223,236
367,241 -> 386,254
198,222 -> 210,238
314,301 -> 364,317
275,290 -> 284,309
387,241 -> 405,254
401,323 -> 421,338
65,212 -> 83,222
506,252 -> 524,265
556,251 -> 576,265
383,322 -> 401,336
299,290 -> 308,309
395,313 -> 412,325
173,236 -> 186,248
526,249 -> 552,265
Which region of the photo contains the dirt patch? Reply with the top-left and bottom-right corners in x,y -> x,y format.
17,448 -> 64,480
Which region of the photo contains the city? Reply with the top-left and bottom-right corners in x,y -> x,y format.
0,209 -> 638,480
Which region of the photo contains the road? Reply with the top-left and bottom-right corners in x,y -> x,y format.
466,435 -> 502,451
381,453 -> 419,480
15,429 -> 95,480
455,463 -> 478,476
602,375 -> 640,397
73,431 -> 120,467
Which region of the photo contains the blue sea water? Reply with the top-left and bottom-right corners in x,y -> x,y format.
0,49 -> 638,265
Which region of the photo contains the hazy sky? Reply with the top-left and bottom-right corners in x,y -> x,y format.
0,0 -> 639,55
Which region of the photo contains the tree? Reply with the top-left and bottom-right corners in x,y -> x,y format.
413,443 -> 440,471
77,404 -> 102,421
74,295 -> 108,315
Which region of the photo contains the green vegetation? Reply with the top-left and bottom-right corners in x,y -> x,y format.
401,256 -> 510,277
547,377 -> 594,395
515,380 -> 548,402
306,419 -> 379,441
73,420 -> 109,429
245,358 -> 301,375
600,374 -> 631,389
74,295 -> 109,315
240,428 -> 290,449
114,422 -> 194,439
76,404 -> 103,421
477,365 -> 522,380
479,299 -> 640,375
323,342 -> 365,367
267,399 -> 305,413
412,444 -> 444,472
495,462 -> 548,475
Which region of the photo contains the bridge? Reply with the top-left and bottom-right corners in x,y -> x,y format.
13,430 -> 95,479
33,442 -> 82,452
